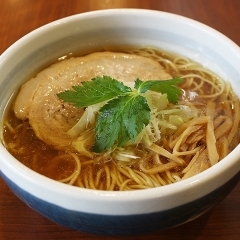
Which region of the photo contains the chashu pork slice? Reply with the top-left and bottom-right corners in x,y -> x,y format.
13,51 -> 172,150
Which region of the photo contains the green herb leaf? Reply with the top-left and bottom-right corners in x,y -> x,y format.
57,75 -> 183,152
57,76 -> 131,108
92,94 -> 150,152
135,77 -> 183,103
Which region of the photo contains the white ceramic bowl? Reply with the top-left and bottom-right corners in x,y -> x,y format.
0,9 -> 239,236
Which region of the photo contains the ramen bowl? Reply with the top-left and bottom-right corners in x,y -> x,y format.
0,9 -> 239,236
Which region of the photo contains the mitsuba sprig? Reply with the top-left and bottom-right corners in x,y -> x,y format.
57,76 -> 183,152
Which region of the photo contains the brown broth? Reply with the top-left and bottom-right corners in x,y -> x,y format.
2,48 -> 240,190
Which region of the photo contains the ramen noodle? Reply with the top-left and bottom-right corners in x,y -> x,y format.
3,48 -> 240,190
